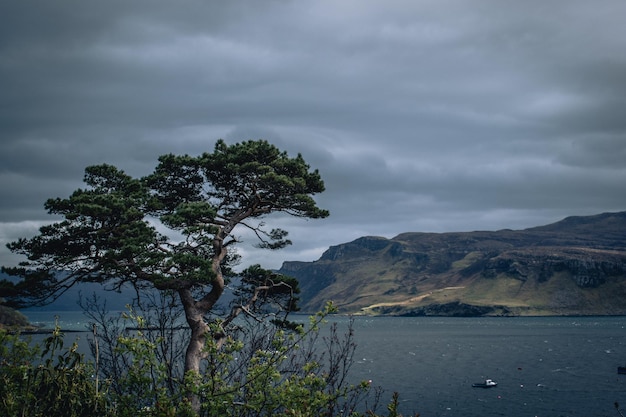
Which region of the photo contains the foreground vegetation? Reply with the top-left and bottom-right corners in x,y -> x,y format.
0,303 -> 418,417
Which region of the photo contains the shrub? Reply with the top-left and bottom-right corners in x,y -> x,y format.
0,306 -> 418,417
0,324 -> 110,417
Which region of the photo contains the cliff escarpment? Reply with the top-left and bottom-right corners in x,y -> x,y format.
279,212 -> 626,316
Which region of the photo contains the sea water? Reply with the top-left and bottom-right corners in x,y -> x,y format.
21,311 -> 626,417
347,316 -> 626,417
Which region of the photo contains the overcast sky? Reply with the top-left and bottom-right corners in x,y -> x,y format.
1,0 -> 625,270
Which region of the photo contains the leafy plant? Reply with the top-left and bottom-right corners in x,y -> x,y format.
0,306 -> 420,417
0,322 -> 110,417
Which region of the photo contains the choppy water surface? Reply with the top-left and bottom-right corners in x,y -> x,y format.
347,316 -> 626,417
23,311 -> 626,417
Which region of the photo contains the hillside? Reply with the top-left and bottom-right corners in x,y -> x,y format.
279,212 -> 626,316
0,304 -> 32,330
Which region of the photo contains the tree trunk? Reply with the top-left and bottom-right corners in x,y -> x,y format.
178,242 -> 226,414
183,302 -> 210,375
178,223 -> 235,414
180,296 -> 211,413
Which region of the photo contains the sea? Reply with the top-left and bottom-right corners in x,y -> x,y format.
20,310 -> 626,417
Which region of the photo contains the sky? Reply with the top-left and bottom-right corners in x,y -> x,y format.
1,0 -> 625,270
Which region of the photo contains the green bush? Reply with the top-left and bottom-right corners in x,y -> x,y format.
0,325 -> 110,417
0,307 -> 418,417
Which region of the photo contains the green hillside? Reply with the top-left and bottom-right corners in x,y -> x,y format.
279,212 -> 626,316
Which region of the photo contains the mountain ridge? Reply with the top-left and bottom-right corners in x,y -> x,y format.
279,211 -> 626,316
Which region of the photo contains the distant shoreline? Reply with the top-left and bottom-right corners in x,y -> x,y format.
5,327 -> 88,335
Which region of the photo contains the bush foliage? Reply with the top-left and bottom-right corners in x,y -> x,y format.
0,304 -> 418,417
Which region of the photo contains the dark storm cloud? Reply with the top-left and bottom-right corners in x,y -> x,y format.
1,0 -> 625,268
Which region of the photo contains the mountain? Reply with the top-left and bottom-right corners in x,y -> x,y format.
278,212 -> 626,316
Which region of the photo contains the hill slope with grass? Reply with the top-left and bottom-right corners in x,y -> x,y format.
279,212 -> 626,316
0,304 -> 31,330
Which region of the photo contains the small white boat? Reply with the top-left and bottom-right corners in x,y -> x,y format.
472,379 -> 497,388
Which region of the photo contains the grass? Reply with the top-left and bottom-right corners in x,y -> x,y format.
451,251 -> 484,270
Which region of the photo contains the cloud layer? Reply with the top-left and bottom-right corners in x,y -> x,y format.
1,1 -> 625,269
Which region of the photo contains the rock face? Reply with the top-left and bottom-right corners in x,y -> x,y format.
0,304 -> 31,329
279,212 -> 626,316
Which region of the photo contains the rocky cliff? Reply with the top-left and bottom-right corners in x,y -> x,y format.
279,212 -> 626,316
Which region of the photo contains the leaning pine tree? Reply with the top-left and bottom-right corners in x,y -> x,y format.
1,139 -> 329,413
